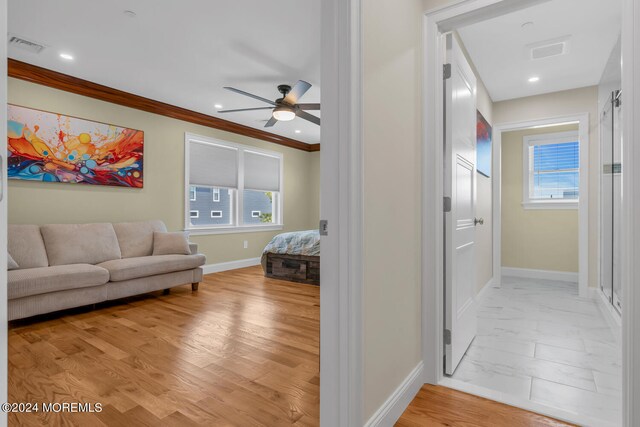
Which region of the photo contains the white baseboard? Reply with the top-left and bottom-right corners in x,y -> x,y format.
364,362 -> 424,427
476,277 -> 494,302
501,267 -> 578,283
202,257 -> 261,275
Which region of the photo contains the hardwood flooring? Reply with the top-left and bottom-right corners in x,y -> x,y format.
396,384 -> 575,427
9,266 -> 579,426
8,266 -> 319,426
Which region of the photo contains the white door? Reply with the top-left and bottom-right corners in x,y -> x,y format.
444,33 -> 478,375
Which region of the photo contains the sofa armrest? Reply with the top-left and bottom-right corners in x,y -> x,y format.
188,242 -> 198,255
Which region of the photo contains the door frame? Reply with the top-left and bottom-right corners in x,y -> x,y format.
422,0 -> 640,425
491,114 -> 590,297
320,0 -> 364,426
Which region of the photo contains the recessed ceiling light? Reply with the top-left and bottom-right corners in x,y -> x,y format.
294,130 -> 301,134
528,76 -> 540,83
59,53 -> 74,61
123,10 -> 137,18
214,104 -> 223,109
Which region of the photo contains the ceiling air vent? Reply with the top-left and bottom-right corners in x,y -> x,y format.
527,36 -> 570,60
8,35 -> 46,54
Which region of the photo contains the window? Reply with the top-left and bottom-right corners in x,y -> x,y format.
190,210 -> 199,218
523,130 -> 579,209
185,133 -> 283,233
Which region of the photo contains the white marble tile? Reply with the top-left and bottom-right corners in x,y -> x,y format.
530,378 -> 622,425
453,356 -> 532,401
471,335 -> 536,357
593,370 -> 622,398
535,343 -> 622,375
451,275 -> 623,424
462,345 -> 597,392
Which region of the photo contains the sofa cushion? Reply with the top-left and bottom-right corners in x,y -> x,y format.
41,223 -> 122,266
152,231 -> 190,256
99,254 -> 206,282
8,225 -> 49,269
8,264 -> 110,300
8,253 -> 19,270
113,220 -> 167,258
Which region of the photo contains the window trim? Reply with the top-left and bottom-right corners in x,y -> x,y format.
522,130 -> 580,210
212,188 -> 220,202
184,133 -> 284,234
190,210 -> 199,218
211,210 -> 223,218
251,210 -> 261,218
190,187 -> 196,201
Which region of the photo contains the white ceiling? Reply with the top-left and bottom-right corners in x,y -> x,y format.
8,0 -> 321,144
458,0 -> 621,102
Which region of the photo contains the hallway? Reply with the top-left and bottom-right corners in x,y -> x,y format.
450,277 -> 621,425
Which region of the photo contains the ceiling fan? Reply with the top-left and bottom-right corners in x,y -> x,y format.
218,80 -> 320,128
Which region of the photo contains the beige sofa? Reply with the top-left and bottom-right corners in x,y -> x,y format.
7,220 -> 205,321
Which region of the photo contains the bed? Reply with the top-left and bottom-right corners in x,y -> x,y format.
261,230 -> 320,285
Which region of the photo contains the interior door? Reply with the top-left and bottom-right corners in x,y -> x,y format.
444,33 -> 478,375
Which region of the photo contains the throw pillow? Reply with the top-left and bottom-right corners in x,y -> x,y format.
8,253 -> 19,270
152,231 -> 191,256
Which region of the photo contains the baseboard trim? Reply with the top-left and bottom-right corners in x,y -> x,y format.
202,257 -> 261,275
476,277 -> 494,302
501,267 -> 578,283
364,362 -> 424,427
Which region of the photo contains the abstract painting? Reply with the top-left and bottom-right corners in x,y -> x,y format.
7,105 -> 143,187
476,110 -> 492,178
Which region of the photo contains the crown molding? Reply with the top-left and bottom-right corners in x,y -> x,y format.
8,59 -> 319,152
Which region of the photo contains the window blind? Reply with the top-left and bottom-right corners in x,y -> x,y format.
189,140 -> 238,188
243,151 -> 281,192
530,141 -> 579,200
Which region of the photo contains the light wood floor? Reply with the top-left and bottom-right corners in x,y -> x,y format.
9,266 -> 577,426
396,384 -> 575,427
8,266 -> 320,426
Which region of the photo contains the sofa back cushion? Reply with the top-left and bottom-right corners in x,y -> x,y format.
41,223 -> 122,266
8,225 -> 49,269
113,220 -> 167,258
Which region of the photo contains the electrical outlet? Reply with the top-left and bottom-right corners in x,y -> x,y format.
243,240 -> 248,249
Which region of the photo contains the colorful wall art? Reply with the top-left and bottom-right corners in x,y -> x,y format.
7,105 -> 144,187
476,110 -> 492,178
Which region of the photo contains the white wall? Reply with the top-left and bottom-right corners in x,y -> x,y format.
362,0 -> 424,420
494,86 -> 599,287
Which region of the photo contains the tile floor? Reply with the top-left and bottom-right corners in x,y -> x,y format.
450,276 -> 622,425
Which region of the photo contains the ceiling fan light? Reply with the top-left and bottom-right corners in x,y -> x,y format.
272,106 -> 296,121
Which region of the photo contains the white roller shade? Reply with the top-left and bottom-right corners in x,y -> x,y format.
244,151 -> 281,192
189,141 -> 238,188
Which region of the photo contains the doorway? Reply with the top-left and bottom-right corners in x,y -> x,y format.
423,0 -> 629,425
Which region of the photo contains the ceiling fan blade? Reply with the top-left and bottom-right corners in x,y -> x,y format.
283,80 -> 312,105
264,116 -> 278,127
224,87 -> 276,106
296,110 -> 321,126
217,107 -> 274,113
297,103 -> 321,110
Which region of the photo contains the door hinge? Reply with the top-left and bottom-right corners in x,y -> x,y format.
444,329 -> 452,345
443,197 -> 451,213
443,63 -> 452,80
319,220 -> 328,236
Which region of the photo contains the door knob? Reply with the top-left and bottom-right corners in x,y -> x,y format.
474,218 -> 484,226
